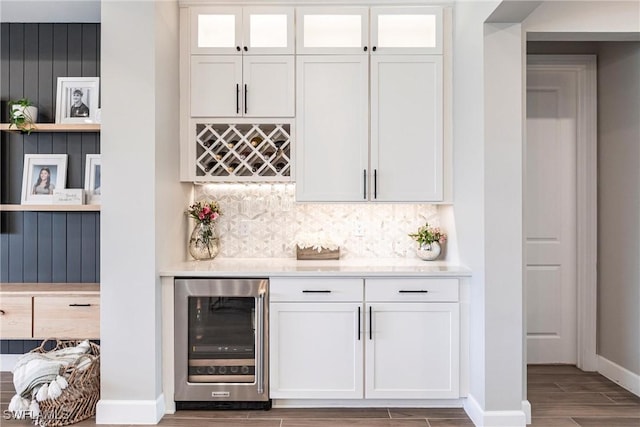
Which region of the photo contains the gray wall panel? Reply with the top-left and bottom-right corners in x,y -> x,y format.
8,212 -> 24,281
22,211 -> 38,282
23,24 -> 40,104
38,24 -> 54,123
66,212 -> 82,282
67,24 -> 82,77
37,212 -> 53,282
81,213 -> 97,282
51,212 -> 67,282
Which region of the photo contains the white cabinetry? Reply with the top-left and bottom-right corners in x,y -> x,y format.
180,5 -> 295,181
270,278 -> 364,399
187,7 -> 295,118
365,278 -> 459,399
191,55 -> 294,118
295,56 -> 369,201
295,6 -> 446,202
269,276 -> 460,400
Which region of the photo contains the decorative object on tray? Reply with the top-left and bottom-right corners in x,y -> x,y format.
8,98 -> 38,134
409,222 -> 447,261
186,198 -> 222,260
8,339 -> 100,427
295,231 -> 341,260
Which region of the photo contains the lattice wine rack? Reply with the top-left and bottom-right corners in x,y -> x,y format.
194,123 -> 292,181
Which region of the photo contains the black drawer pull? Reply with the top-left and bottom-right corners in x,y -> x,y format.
302,290 -> 332,293
0,310 -> 5,315
398,290 -> 429,293
69,303 -> 91,307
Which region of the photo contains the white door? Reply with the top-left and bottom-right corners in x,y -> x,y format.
269,302 -> 363,399
365,302 -> 459,399
370,55 -> 443,202
242,56 -> 294,117
190,55 -> 242,117
525,66 -> 578,364
295,55 -> 369,202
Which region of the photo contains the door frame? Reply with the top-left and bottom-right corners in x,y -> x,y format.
526,54 -> 598,371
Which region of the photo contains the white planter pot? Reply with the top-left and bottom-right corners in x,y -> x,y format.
11,105 -> 38,123
416,241 -> 442,261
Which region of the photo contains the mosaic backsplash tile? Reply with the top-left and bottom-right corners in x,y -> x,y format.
196,184 -> 440,259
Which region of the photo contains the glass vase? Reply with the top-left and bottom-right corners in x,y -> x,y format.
416,241 -> 441,261
188,222 -> 219,261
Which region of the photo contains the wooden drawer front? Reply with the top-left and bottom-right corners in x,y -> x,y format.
0,296 -> 32,338
365,278 -> 458,302
33,296 -> 100,339
270,278 -> 363,302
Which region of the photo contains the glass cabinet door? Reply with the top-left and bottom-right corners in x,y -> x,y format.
370,7 -> 443,55
244,7 -> 294,54
191,7 -> 293,55
191,7 -> 243,55
296,7 -> 369,54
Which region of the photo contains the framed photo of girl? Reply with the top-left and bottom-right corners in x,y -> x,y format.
84,154 -> 101,204
55,77 -> 100,124
21,154 -> 68,204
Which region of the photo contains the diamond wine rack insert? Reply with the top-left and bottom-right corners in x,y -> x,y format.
195,123 -> 292,181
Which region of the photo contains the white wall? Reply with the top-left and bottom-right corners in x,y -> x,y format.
597,42 -> 640,377
98,0 -> 183,423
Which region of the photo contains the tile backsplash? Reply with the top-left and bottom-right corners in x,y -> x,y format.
196,184 -> 440,259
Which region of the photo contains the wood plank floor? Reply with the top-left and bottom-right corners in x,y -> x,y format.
1,366 -> 638,426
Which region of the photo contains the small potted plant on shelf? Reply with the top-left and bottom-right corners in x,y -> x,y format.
8,98 -> 38,134
408,222 -> 447,261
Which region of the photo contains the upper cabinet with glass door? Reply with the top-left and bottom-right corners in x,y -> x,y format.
370,7 -> 442,55
191,6 -> 294,55
296,6 -> 442,55
296,7 -> 369,54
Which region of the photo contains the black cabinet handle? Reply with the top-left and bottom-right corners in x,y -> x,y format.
236,84 -> 240,114
364,46 -> 368,52
243,46 -> 248,52
369,306 -> 373,340
363,169 -> 367,199
302,290 -> 331,293
373,46 -> 377,52
236,46 -> 241,52
0,310 -> 5,315
357,306 -> 361,341
244,84 -> 247,114
69,303 -> 91,307
398,290 -> 429,293
374,169 -> 377,199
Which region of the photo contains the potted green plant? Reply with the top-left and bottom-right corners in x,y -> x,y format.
8,98 -> 38,134
408,222 -> 447,261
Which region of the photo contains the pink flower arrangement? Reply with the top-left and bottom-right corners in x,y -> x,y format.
186,199 -> 222,225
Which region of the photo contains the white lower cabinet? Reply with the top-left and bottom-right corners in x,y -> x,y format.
269,277 -> 460,401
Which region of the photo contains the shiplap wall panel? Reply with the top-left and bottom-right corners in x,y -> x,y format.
1,24 -> 100,352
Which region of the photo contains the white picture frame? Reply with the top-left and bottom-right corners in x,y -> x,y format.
84,154 -> 101,204
55,77 -> 100,124
21,154 -> 68,204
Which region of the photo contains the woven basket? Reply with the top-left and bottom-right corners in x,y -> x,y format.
30,339 -> 100,427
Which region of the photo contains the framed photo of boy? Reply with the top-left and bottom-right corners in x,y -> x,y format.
55,77 -> 100,124
84,154 -> 101,204
21,154 -> 68,204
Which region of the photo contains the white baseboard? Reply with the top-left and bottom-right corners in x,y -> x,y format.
272,398 -> 464,408
0,354 -> 20,372
522,400 -> 531,424
598,355 -> 640,396
96,394 -> 165,424
464,394 -> 527,427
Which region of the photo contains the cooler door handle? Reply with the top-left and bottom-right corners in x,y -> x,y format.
256,293 -> 265,394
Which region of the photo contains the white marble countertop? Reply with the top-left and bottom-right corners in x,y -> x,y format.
160,258 -> 471,277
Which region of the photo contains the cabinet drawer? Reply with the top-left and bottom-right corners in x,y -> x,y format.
270,278 -> 363,302
0,296 -> 32,338
33,296 -> 100,339
365,278 -> 458,302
